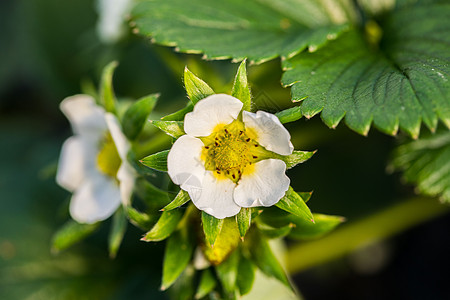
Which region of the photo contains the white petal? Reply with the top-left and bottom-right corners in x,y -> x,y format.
56,137 -> 85,192
189,171 -> 240,219
234,159 -> 290,207
117,161 -> 135,206
60,95 -> 107,137
168,135 -> 206,193
69,173 -> 121,224
184,94 -> 243,137
243,111 -> 294,155
105,112 -> 130,159
97,0 -> 132,43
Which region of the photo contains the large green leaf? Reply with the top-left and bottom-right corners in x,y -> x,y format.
51,220 -> 100,253
390,129 -> 450,202
132,0 -> 350,64
282,4 -> 450,138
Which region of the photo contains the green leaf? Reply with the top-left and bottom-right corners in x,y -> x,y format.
202,212 -> 224,247
151,120 -> 185,138
236,208 -> 251,239
108,207 -> 128,259
99,61 -> 118,113
134,177 -> 171,210
215,250 -> 239,297
162,189 -> 191,211
161,228 -> 195,290
195,268 -> 217,299
161,103 -> 194,121
275,106 -> 303,124
247,229 -> 290,287
231,59 -> 251,111
51,220 -> 99,253
126,206 -> 156,231
203,218 -> 241,265
390,129 -> 450,202
282,4 -> 450,138
276,186 -> 314,222
140,150 -> 169,172
132,0 -> 350,64
258,224 -> 293,239
122,94 -> 159,140
184,67 -> 215,104
236,255 -> 255,296
141,209 -> 184,242
281,150 -> 316,169
299,191 -> 313,203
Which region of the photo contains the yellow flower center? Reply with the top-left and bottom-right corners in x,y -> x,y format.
96,133 -> 121,178
201,120 -> 270,182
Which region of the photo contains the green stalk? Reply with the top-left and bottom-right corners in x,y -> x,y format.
286,197 -> 449,274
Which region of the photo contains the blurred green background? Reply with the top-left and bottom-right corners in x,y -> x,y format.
1,0 -> 449,299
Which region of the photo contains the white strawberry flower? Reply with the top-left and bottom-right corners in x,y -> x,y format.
167,94 -> 293,219
56,95 -> 135,224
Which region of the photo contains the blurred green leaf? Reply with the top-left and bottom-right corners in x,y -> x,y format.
236,208 -> 251,239
236,255 -> 255,296
161,103 -> 194,121
151,120 -> 185,138
122,94 -> 159,140
99,61 -> 118,113
108,207 -> 128,258
162,189 -> 191,211
126,206 -> 156,230
258,224 -> 293,239
390,129 -> 450,202
195,268 -> 217,299
161,228 -> 195,290
203,218 -> 241,265
282,4 -> 450,138
276,186 -> 314,222
281,150 -> 316,169
134,177 -> 171,209
51,220 -> 100,253
184,66 -> 215,104
298,191 -> 313,203
202,212 -> 224,247
247,229 -> 290,287
215,250 -> 239,297
141,209 -> 184,242
231,59 -> 251,111
140,150 -> 169,172
275,106 -> 303,124
168,265 -> 196,300
132,0 -> 350,63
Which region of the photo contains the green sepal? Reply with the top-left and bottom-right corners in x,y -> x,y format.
99,61 -> 118,113
140,150 -> 169,172
215,250 -> 239,297
299,191 -> 313,203
195,268 -> 217,299
258,224 -> 293,239
51,220 -> 100,253
161,103 -> 194,121
281,150 -> 316,169
275,106 -> 303,124
184,67 -> 215,104
108,206 -> 127,259
168,266 -> 196,300
122,94 -> 159,140
134,177 -> 171,210
141,209 -> 184,242
162,189 -> 191,211
231,59 -> 251,111
151,120 -> 185,138
246,229 -> 290,288
202,212 -> 224,247
126,206 -> 156,231
236,255 -> 255,296
236,208 -> 251,240
161,228 -> 195,291
203,218 -> 241,265
276,186 -> 314,222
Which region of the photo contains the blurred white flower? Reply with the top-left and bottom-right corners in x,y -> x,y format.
97,0 -> 133,43
56,95 -> 135,224
167,94 -> 293,219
